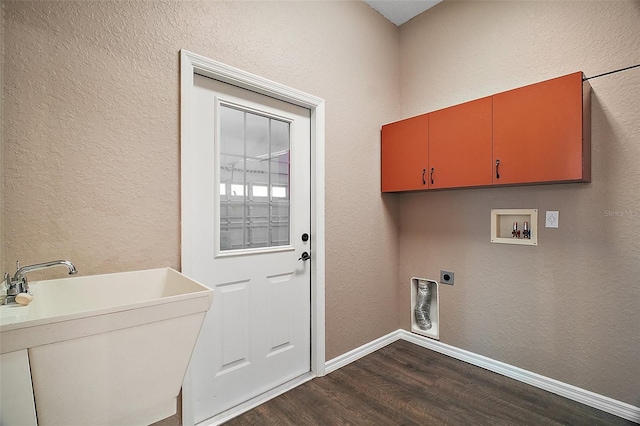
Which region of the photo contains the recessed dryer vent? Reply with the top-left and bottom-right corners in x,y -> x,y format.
410,277 -> 439,340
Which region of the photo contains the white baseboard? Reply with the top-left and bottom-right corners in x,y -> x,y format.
324,330 -> 404,374
195,372 -> 315,426
325,329 -> 640,424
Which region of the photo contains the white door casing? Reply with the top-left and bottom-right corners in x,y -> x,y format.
180,50 -> 325,425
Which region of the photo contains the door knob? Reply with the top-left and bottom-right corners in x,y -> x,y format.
298,252 -> 311,262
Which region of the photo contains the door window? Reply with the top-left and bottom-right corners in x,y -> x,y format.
219,104 -> 291,251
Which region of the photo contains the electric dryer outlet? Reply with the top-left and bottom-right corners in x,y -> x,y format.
440,270 -> 454,285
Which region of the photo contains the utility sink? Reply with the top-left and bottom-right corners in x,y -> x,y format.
0,268 -> 213,426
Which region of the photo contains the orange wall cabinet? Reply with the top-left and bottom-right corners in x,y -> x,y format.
428,97 -> 493,189
381,114 -> 429,192
381,71 -> 591,192
493,72 -> 591,185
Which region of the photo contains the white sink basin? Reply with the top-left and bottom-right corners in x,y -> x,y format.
1,267 -> 210,330
0,268 -> 213,426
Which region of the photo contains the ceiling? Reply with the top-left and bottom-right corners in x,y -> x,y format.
363,0 -> 442,26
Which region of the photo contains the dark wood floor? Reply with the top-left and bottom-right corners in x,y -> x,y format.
225,340 -> 635,426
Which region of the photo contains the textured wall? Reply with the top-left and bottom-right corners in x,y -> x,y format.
1,0 -> 400,361
398,1 -> 640,405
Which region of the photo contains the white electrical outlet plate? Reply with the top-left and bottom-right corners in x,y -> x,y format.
546,211 -> 559,228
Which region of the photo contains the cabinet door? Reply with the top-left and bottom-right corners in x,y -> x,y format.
493,72 -> 588,185
381,114 -> 429,192
1,350 -> 38,426
429,97 -> 493,189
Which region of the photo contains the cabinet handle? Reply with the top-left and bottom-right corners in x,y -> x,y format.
430,168 -> 434,185
495,159 -> 500,179
422,168 -> 426,185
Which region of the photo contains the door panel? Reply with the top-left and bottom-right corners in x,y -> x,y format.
217,281 -> 249,372
429,97 -> 493,189
187,74 -> 311,423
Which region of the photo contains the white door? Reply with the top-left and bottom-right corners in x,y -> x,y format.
185,74 -> 311,423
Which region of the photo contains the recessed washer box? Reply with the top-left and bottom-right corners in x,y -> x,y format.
491,208 -> 538,246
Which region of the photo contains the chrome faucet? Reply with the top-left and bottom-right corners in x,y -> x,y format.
3,260 -> 78,305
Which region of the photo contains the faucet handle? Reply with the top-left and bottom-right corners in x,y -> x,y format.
15,260 -> 20,273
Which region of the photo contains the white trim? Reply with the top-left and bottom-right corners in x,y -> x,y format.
325,330 -> 640,423
325,330 -> 403,374
195,372 -> 315,426
179,50 -> 326,425
310,100 -> 326,378
183,51 -> 323,109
